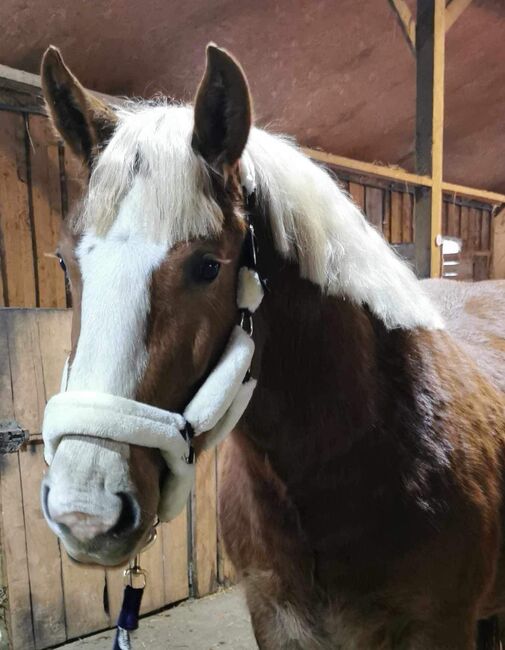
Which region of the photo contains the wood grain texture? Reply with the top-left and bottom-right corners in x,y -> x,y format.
0,112 -> 36,307
162,509 -> 190,604
217,443 -> 237,587
19,445 -> 66,649
390,191 -> 402,243
0,313 -> 36,650
193,449 -> 218,597
28,115 -> 66,308
365,186 -> 383,231
446,202 -> 460,237
402,192 -> 414,243
349,182 -> 365,211
6,310 -> 66,647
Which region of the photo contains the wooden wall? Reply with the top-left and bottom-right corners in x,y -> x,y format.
0,309 -> 234,650
336,172 -> 493,280
0,109 -> 496,310
0,99 -> 497,649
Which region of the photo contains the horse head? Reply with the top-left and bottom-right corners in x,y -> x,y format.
40,44 -> 259,565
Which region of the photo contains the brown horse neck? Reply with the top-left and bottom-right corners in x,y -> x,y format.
236,221 -> 460,569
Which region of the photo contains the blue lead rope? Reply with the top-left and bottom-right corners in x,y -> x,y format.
112,584 -> 144,650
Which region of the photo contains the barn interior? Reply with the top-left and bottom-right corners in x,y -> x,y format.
0,1 -> 504,649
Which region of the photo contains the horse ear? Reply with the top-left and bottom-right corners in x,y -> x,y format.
192,44 -> 252,170
41,46 -> 117,165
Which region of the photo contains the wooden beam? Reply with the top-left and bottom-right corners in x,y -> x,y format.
388,0 -> 416,53
430,0 -> 445,277
442,183 -> 505,205
445,0 -> 473,31
414,0 -> 445,278
302,148 -> 432,187
304,147 -> 505,206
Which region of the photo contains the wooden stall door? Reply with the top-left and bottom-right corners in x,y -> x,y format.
0,309 -> 192,650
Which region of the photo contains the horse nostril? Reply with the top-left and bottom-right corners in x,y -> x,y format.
109,492 -> 140,537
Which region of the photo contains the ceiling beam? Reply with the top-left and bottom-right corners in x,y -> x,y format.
304,147 -> 505,205
388,0 -> 416,52
445,0 -> 474,31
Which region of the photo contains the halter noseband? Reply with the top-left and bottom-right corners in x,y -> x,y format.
42,167 -> 263,522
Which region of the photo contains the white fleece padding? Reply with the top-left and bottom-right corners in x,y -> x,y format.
43,322 -> 258,521
201,378 -> 257,450
183,326 -> 254,434
237,268 -> 264,313
43,391 -> 187,465
240,151 -> 257,196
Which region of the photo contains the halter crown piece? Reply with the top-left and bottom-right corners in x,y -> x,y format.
42,164 -> 262,521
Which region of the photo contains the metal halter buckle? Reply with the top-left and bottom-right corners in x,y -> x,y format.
240,309 -> 254,336
182,422 -> 195,464
124,555 -> 147,589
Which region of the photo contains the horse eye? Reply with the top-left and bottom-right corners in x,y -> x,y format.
196,257 -> 221,283
56,254 -> 67,274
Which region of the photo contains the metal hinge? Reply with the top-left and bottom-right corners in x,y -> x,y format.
0,421 -> 29,454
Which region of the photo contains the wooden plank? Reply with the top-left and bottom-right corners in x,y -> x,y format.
138,532 -> 165,615
6,310 -> 67,647
468,207 -> 481,251
415,0 -> 445,278
473,255 -> 489,281
445,0 -> 473,31
446,202 -> 460,237
388,0 -> 416,52
491,208 -> 505,279
382,190 -> 391,241
0,112 -> 37,306
7,310 -> 46,435
19,445 -> 66,648
349,182 -> 365,211
60,554 -> 109,638
31,309 -> 108,639
192,449 -> 218,597
162,510 -> 189,604
390,191 -> 402,243
28,115 -> 66,308
0,312 -> 35,650
430,0 -> 445,278
441,182 -> 505,206
402,192 -> 414,243
216,443 -> 237,587
37,309 -> 72,401
0,454 -> 35,650
365,187 -> 383,231
481,210 -> 491,251
460,205 -> 470,251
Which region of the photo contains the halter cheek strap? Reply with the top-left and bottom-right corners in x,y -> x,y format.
42,262 -> 263,522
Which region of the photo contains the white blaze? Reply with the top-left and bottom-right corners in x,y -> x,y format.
69,178 -> 168,397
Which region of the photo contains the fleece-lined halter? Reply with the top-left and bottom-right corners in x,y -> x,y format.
42,159 -> 262,522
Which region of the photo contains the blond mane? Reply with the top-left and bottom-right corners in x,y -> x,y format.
82,101 -> 443,331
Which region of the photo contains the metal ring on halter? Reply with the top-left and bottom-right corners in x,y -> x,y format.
240,310 -> 253,336
140,526 -> 158,554
124,555 -> 147,589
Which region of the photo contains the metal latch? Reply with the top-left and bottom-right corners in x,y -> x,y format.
0,421 -> 29,453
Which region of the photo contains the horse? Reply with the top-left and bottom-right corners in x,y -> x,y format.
38,43 -> 505,649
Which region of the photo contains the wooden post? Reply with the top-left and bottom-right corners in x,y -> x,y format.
415,0 -> 445,278
491,207 -> 505,279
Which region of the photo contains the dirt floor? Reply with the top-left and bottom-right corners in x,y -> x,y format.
60,588 -> 257,649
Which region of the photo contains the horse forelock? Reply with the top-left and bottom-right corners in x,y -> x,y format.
76,99 -> 442,332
